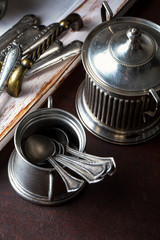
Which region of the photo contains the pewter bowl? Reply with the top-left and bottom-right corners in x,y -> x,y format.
8,107 -> 86,205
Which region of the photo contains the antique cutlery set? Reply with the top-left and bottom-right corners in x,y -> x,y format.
0,12 -> 83,97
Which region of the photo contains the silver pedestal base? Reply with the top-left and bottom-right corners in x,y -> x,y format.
76,82 -> 160,145
8,150 -> 85,205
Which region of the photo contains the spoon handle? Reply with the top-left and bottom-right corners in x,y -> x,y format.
66,147 -> 116,176
55,154 -> 108,179
47,157 -> 84,193
54,155 -> 104,184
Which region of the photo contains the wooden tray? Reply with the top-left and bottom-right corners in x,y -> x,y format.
0,0 -> 136,150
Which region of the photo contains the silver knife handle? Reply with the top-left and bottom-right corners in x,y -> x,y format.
26,40 -> 83,76
0,25 -> 45,63
0,43 -> 21,93
0,14 -> 39,52
22,23 -> 59,56
23,13 -> 83,60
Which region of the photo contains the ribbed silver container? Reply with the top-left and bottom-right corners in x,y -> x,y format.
84,76 -> 159,131
76,2 -> 160,144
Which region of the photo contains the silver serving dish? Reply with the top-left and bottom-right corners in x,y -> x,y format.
76,2 -> 160,145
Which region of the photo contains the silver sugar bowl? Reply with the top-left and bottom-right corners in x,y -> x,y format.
76,2 -> 160,145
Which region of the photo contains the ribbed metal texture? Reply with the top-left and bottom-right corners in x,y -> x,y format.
30,24 -> 63,63
84,76 -> 159,131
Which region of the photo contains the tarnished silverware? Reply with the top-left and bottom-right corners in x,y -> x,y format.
26,40 -> 83,76
0,25 -> 45,64
24,134 -> 85,193
0,40 -> 63,94
0,43 -> 21,95
0,13 -> 83,97
0,14 -> 39,52
24,133 -> 108,183
8,101 -> 87,204
0,24 -> 46,93
37,40 -> 63,61
40,127 -> 116,177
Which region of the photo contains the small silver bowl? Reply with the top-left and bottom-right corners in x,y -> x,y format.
8,98 -> 86,205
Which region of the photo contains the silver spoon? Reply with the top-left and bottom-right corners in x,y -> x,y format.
44,128 -> 116,176
35,139 -> 62,167
52,139 -> 104,183
24,135 -> 84,193
24,134 -> 107,183
54,154 -> 104,183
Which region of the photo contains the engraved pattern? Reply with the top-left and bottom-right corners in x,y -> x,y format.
28,24 -> 64,63
0,43 -> 21,91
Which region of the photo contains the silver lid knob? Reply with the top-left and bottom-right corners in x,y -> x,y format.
110,27 -> 155,66
127,28 -> 141,44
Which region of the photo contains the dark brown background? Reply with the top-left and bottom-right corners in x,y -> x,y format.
0,0 -> 160,239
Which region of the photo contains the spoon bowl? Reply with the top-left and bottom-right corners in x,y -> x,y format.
40,128 -> 116,176
24,134 -> 85,193
24,134 -> 111,183
24,134 -> 56,164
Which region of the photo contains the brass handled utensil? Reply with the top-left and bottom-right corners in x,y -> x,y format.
36,40 -> 63,61
26,40 -> 83,76
0,24 -> 46,94
0,13 -> 83,97
0,24 -> 46,64
0,40 -> 63,95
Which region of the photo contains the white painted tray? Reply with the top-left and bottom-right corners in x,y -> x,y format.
0,0 -> 136,150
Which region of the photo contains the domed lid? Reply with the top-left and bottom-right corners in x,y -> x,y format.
82,17 -> 160,94
110,27 -> 154,66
